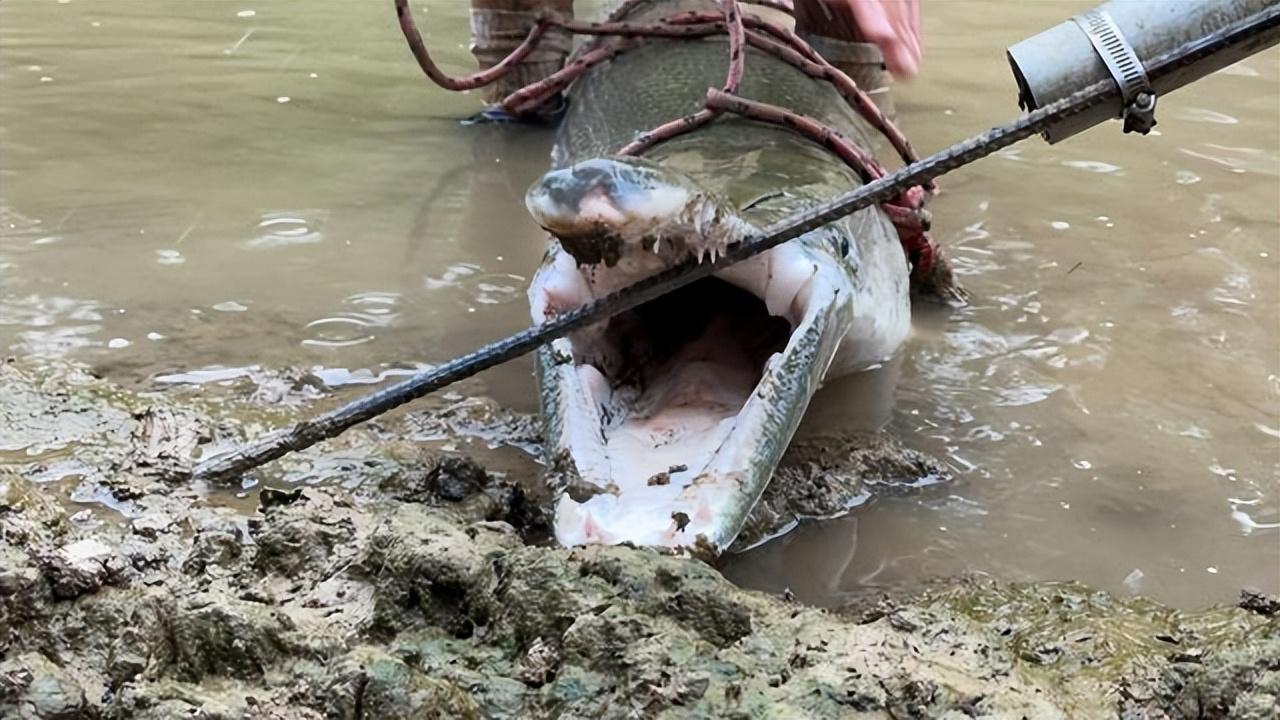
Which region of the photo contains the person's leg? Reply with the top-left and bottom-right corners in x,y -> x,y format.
794,0 -> 911,118
469,0 -> 574,117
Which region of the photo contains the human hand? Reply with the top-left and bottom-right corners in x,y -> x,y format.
794,0 -> 922,80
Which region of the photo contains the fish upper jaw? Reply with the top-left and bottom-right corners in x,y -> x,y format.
525,157 -> 751,270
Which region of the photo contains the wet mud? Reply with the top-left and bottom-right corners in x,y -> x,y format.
732,431 -> 952,552
2,358 -> 1277,719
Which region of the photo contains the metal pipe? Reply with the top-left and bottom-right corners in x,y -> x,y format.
1007,0 -> 1280,143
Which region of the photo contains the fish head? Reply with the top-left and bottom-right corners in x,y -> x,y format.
526,160 -> 897,556
525,156 -> 740,267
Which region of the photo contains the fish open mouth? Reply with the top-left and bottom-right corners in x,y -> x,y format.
527,157 -> 851,553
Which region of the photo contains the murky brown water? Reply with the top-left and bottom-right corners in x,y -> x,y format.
2,0 -> 1276,609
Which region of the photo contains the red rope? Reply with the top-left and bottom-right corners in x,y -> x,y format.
619,0 -> 746,156
392,0 -> 939,282
505,38 -> 649,115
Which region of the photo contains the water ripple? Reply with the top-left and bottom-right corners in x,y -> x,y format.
1180,145 -> 1280,176
1175,107 -> 1239,125
1061,159 -> 1122,174
246,210 -> 326,248
302,291 -> 401,348
423,262 -> 525,308
0,294 -> 104,357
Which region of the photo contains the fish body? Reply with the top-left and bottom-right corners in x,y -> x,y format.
525,0 -> 910,553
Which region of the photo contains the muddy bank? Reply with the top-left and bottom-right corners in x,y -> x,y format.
1,358 -> 1277,719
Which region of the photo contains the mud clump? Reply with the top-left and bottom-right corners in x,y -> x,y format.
382,455 -> 489,503
3,358 -> 1279,718
732,431 -> 951,551
4,480 -> 1278,720
168,596 -> 296,681
1,652 -> 90,719
376,455 -> 548,536
332,647 -> 485,719
250,494 -> 357,577
1239,588 -> 1280,617
1118,635 -> 1280,719
356,504 -> 511,639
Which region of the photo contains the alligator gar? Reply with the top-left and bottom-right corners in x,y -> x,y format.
525,0 -> 912,554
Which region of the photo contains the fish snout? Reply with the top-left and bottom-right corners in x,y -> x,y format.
525,158 -> 695,266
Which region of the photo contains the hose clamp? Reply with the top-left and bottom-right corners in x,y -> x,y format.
1073,8 -> 1158,134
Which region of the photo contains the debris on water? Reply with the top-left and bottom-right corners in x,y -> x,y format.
405,395 -> 542,455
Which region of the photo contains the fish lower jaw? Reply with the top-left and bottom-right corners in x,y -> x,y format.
532,246 -> 851,554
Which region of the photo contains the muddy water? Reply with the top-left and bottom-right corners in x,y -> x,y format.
1,1 -> 1276,609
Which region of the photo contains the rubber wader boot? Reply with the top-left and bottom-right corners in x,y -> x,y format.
469,0 -> 574,122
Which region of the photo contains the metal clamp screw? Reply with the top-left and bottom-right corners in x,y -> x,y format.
1073,8 -> 1158,136
1124,90 -> 1158,134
